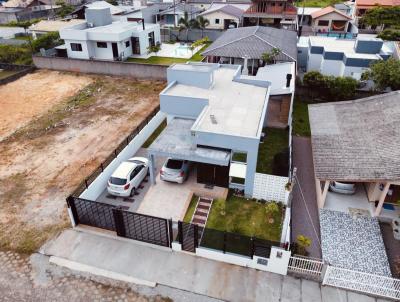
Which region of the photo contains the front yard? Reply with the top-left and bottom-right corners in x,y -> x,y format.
126,43 -> 209,65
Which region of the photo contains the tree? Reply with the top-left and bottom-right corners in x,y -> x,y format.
361,6 -> 400,29
378,28 -> 400,41
55,0 -> 75,18
261,48 -> 281,65
325,75 -> 358,100
32,32 -> 63,52
296,235 -> 311,256
147,44 -> 161,55
178,11 -> 198,42
196,16 -> 210,38
362,58 -> 400,91
303,70 -> 326,88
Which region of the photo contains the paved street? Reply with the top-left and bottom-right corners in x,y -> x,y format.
41,228 -> 390,302
291,136 -> 322,258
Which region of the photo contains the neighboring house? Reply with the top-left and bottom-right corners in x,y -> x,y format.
242,0 -> 297,30
147,62 -> 288,196
158,3 -> 203,27
198,4 -> 246,29
353,0 -> 398,32
59,7 -> 161,60
310,6 -> 353,34
29,19 -> 86,39
297,36 -> 393,79
308,91 -> 400,220
202,26 -> 297,75
334,2 -> 353,16
297,6 -> 321,27
186,0 -> 252,11
0,0 -> 57,24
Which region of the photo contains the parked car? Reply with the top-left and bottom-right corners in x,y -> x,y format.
107,157 -> 149,197
329,181 -> 356,195
160,158 -> 190,184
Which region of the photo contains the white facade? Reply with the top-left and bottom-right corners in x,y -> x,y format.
300,36 -> 393,79
60,8 -> 161,61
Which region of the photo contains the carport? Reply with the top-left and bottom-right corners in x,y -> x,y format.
147,118 -> 231,188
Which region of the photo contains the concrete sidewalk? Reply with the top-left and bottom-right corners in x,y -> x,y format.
43,228 -> 389,302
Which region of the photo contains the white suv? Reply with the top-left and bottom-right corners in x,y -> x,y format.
107,157 -> 149,197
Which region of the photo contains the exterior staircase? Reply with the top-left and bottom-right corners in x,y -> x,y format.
191,197 -> 213,228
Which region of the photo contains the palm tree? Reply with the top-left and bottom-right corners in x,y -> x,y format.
178,12 -> 191,42
261,47 -> 281,65
196,16 -> 210,38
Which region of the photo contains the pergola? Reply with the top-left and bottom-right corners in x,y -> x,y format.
308,91 -> 400,216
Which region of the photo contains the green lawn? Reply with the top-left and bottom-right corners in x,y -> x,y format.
142,119 -> 167,148
183,194 -> 198,223
126,43 -> 210,66
13,35 -> 31,41
257,127 -> 289,174
292,100 -> 311,137
205,195 -> 283,242
295,0 -> 341,7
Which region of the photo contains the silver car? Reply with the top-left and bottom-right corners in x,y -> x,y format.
160,158 -> 190,184
329,181 -> 356,195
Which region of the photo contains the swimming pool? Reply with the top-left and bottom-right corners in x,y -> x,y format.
316,32 -> 355,39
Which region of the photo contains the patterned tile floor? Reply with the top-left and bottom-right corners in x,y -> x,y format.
320,209 -> 392,276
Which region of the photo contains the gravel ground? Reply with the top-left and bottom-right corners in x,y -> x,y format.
0,250 -> 221,302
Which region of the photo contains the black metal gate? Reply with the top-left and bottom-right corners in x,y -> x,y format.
178,221 -> 200,253
114,210 -> 172,247
67,197 -> 172,247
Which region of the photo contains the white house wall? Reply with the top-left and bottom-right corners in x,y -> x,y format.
307,52 -> 323,71
132,25 -> 161,55
79,111 -> 166,201
65,40 -> 91,59
342,65 -> 367,80
320,59 -> 343,77
202,11 -> 240,29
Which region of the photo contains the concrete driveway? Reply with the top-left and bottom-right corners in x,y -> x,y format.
291,137 -> 322,258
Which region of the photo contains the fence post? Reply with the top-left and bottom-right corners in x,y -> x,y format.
168,219 -> 173,248
178,221 -> 183,244
321,262 -> 330,284
223,231 -> 227,254
113,208 -> 126,237
66,196 -> 79,226
194,223 -> 199,249
250,237 -> 255,259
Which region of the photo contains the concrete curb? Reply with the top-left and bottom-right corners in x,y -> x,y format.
49,256 -> 157,288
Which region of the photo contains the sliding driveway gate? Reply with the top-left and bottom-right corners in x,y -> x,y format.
67,197 -> 172,247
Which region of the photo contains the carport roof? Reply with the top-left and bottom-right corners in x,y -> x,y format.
309,91 -> 400,181
148,118 -> 231,166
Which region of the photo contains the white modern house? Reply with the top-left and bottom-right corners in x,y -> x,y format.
297,36 -> 393,79
59,7 -> 161,61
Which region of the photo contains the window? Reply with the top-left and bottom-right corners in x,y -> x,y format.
110,177 -> 126,185
215,18 -> 220,24
97,42 -> 107,48
318,20 -> 329,26
70,43 -> 82,51
125,40 -> 130,48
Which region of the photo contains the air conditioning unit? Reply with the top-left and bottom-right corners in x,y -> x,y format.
87,22 -> 94,28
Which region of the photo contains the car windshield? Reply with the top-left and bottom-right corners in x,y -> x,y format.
166,159 -> 183,169
109,177 -> 127,185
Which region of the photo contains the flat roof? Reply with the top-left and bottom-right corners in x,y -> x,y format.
148,118 -> 231,165
82,21 -> 156,34
309,36 -> 382,59
309,91 -> 400,181
29,19 -> 86,32
163,66 -> 268,137
255,62 -> 295,95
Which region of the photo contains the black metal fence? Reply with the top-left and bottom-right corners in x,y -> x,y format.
71,105 -> 160,198
67,196 -> 116,231
178,221 -> 283,259
67,196 -> 172,247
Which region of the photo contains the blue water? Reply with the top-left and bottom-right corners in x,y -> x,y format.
316,32 -> 355,39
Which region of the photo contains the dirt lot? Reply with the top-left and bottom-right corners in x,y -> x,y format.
0,70 -> 93,140
0,70 -> 165,253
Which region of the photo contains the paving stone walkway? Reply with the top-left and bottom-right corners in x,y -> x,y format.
0,250 -> 218,302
